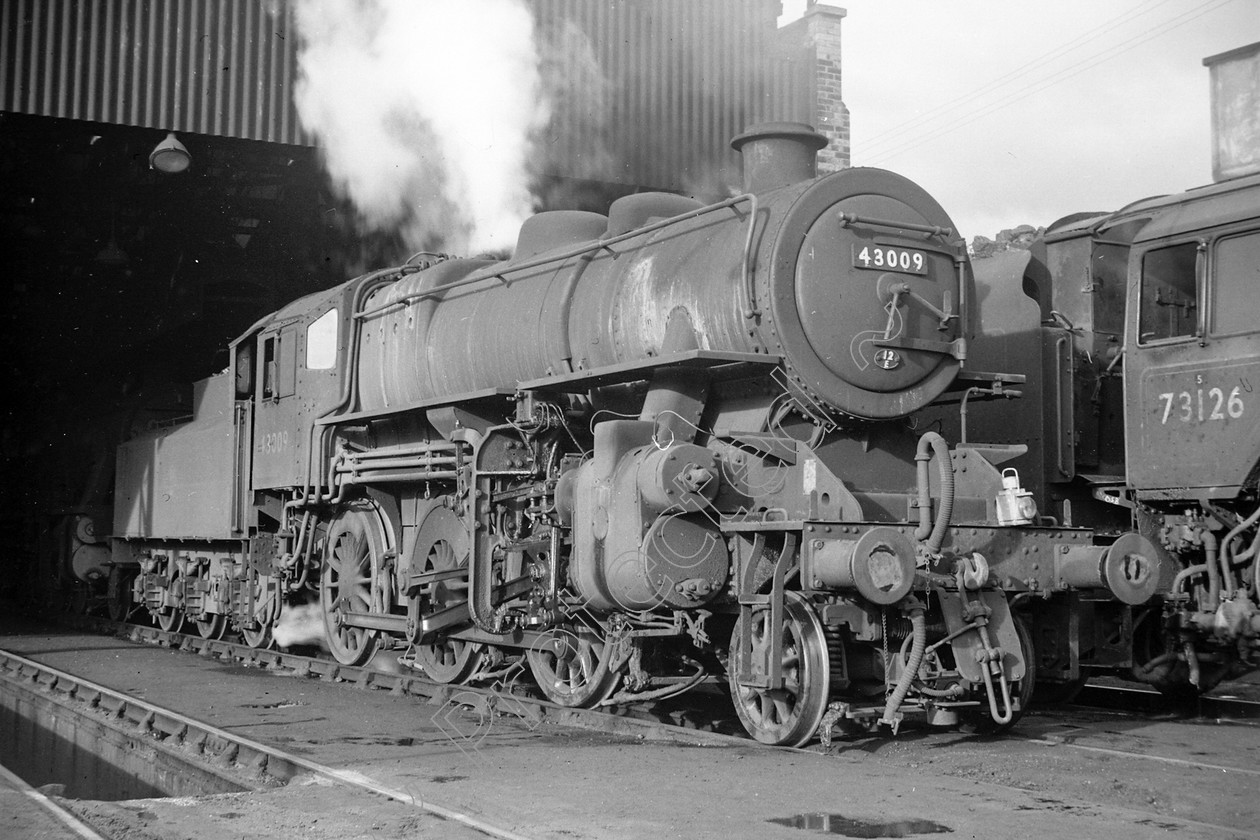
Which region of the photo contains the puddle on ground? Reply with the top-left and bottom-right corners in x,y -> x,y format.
768,814 -> 952,838
240,699 -> 309,709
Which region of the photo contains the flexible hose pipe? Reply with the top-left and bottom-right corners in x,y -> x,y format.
881,604 -> 927,728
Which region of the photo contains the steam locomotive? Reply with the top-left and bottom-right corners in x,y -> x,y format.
954,169 -> 1260,699
99,123 -> 1166,747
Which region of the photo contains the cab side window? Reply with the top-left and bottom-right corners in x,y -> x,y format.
235,342 -> 254,398
1138,242 -> 1199,343
1091,242 -> 1129,335
1211,231 -> 1260,337
258,330 -> 296,399
306,309 -> 339,370
261,335 -> 277,399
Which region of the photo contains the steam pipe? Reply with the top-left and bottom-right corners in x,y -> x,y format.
469,479 -> 497,634
1133,651 -> 1178,682
914,432 -> 954,554
346,444 -> 459,460
1226,526 -> 1260,594
902,631 -> 964,698
598,659 -> 707,707
1183,639 -> 1201,688
738,193 -> 761,319
958,387 -> 982,444
1170,563 -> 1209,602
1203,532 -> 1221,609
556,250 -> 597,372
336,456 -> 458,472
1219,501 -> 1260,594
1168,532 -> 1219,610
880,601 -> 927,727
288,510 -> 316,593
911,680 -> 964,698
1131,649 -> 1194,691
1255,532 -> 1260,596
1236,527 -> 1260,568
339,470 -> 459,484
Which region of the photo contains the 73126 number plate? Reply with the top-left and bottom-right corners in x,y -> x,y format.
852,244 -> 927,275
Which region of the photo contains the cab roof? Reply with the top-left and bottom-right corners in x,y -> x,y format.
1125,170 -> 1260,244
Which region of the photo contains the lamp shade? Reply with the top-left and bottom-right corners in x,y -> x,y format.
150,132 -> 191,173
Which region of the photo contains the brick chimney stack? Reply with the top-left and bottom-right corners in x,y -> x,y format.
775,3 -> 850,172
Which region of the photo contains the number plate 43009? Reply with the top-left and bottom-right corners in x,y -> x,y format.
852,244 -> 927,275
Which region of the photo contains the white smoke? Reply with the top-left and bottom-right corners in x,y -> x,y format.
541,21 -> 610,177
272,602 -> 330,650
292,0 -> 547,255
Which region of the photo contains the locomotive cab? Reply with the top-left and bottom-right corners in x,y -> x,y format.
240,283 -> 355,494
1123,172 -> 1260,500
1119,172 -> 1260,693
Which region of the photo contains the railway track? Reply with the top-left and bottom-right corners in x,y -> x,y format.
0,645 -> 541,840
39,609 -> 1260,747
8,610 -> 1260,840
1074,682 -> 1260,722
50,612 -> 745,747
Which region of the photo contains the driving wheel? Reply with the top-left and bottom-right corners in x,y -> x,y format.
410,505 -> 484,683
526,621 -> 621,708
321,504 -> 384,666
728,591 -> 830,747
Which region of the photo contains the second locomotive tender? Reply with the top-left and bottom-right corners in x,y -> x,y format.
112,123 -> 1160,746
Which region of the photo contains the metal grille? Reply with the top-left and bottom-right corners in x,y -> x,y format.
0,0 -> 309,145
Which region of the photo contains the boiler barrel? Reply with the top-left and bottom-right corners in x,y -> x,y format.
353,124 -> 969,422
354,197 -> 767,411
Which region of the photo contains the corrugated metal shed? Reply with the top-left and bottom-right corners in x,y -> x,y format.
1,0 -> 822,188
534,0 -> 812,190
0,0 -> 310,145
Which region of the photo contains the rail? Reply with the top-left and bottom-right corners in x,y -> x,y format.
31,614 -> 745,747
0,646 -> 539,840
1073,682 -> 1260,721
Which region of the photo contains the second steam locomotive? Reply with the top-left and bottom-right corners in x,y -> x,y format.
955,168 -> 1260,701
105,123 -> 1164,746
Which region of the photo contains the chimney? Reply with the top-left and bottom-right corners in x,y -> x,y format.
731,122 -> 829,193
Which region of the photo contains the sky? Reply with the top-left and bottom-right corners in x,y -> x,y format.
780,0 -> 1259,240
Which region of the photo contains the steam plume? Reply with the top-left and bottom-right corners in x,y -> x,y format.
530,18 -> 615,211
292,0 -> 546,255
272,603 -> 330,650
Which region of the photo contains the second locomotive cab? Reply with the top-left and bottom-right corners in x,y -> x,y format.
109,123 -> 1161,746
